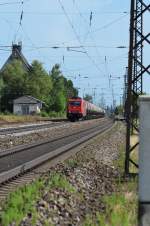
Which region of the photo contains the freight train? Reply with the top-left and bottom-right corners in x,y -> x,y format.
67,97 -> 105,121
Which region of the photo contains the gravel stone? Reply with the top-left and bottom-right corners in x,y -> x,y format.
18,122 -> 126,226
0,119 -> 106,151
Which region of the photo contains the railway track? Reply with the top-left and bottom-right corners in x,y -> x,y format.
0,119 -> 113,199
0,120 -> 68,135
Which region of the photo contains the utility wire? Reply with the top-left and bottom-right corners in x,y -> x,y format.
90,13 -> 129,34
72,1 -> 108,66
0,10 -> 129,15
20,25 -> 58,66
57,0 -> 105,75
22,45 -> 127,49
14,0 -> 24,42
44,11 -> 128,52
71,4 -> 126,100
0,1 -> 22,6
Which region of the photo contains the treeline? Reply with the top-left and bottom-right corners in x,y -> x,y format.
0,60 -> 78,114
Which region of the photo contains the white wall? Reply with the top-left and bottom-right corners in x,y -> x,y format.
13,103 -> 42,115
13,104 -> 22,115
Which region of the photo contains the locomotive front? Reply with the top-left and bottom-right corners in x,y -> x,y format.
67,97 -> 86,121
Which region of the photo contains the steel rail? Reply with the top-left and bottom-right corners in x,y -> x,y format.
0,119 -> 107,158
0,120 -> 113,184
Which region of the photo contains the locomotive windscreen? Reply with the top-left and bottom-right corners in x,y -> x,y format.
69,101 -> 81,106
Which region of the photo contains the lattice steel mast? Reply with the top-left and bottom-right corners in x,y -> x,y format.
125,0 -> 150,175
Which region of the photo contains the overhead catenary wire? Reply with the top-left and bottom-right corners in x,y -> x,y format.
71,0 -> 128,94
69,4 -> 128,105
72,1 -> 104,64
0,0 -> 30,6
0,9 -> 128,49
0,10 -> 129,15
57,0 -> 105,75
0,0 -> 127,105
90,13 -> 129,34
59,0 -> 128,65
23,44 -> 127,50
13,0 -> 24,42
76,9 -> 129,43
0,1 -> 22,6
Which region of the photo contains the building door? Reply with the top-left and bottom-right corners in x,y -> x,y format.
21,105 -> 29,115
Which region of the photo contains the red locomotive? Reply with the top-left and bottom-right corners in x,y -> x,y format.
67,97 -> 105,121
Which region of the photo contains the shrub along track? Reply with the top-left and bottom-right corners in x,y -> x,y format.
0,118 -> 113,199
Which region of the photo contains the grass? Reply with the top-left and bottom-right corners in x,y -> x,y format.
48,173 -> 76,193
0,173 -> 76,226
0,112 -> 66,123
65,158 -> 78,168
0,179 -> 44,226
96,181 -> 137,226
98,142 -> 138,226
83,186 -> 137,226
0,125 -> 138,226
83,142 -> 138,226
0,114 -> 48,123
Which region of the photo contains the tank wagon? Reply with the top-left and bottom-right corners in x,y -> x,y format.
67,97 -> 105,121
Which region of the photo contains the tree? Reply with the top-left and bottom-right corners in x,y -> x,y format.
49,64 -> 78,112
0,60 -> 78,114
0,78 -> 4,96
27,60 -> 52,106
0,78 -> 5,112
63,78 -> 78,98
84,94 -> 93,103
49,64 -> 65,112
0,60 -> 29,111
114,105 -> 123,115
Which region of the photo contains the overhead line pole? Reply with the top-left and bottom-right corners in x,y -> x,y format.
125,0 -> 150,175
125,0 -> 134,173
123,67 -> 128,118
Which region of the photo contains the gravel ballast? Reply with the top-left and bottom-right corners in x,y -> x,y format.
13,122 -> 126,226
0,118 -> 106,151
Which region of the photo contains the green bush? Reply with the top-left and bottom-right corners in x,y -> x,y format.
48,111 -> 66,118
40,111 -> 49,117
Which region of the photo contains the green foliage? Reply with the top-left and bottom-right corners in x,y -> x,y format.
82,215 -> 96,226
48,111 -> 66,118
0,179 -> 44,226
114,105 -> 123,115
49,64 -> 78,112
66,159 -> 78,168
84,94 -> 93,103
0,60 -> 29,111
82,141 -> 137,226
113,144 -> 125,174
96,190 -> 137,226
27,60 -> 52,105
83,185 -> 137,226
0,173 -> 76,225
0,77 -> 4,95
49,173 -> 76,193
0,60 -> 77,114
40,111 -> 49,117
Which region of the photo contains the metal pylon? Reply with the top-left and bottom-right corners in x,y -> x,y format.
123,67 -> 128,118
125,0 -> 150,175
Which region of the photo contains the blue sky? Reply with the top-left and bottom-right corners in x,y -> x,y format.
0,0 -> 149,107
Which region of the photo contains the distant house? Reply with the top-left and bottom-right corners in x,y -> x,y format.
13,96 -> 44,115
1,42 -> 31,72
